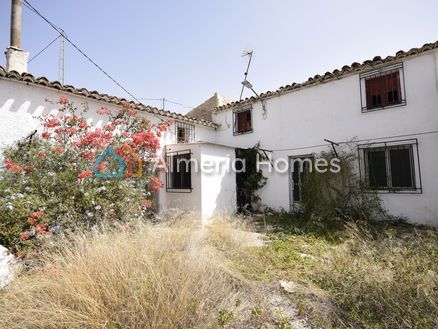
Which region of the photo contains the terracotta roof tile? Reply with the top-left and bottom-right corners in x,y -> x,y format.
216,41 -> 438,112
0,66 -> 217,128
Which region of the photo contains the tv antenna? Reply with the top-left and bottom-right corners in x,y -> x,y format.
239,50 -> 253,101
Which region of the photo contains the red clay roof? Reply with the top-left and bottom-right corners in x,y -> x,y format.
215,40 -> 438,112
0,66 -> 217,128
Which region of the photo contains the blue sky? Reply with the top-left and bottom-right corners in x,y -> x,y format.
1,0 -> 437,114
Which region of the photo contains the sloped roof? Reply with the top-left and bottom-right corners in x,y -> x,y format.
0,66 -> 217,128
186,92 -> 231,121
215,40 -> 438,112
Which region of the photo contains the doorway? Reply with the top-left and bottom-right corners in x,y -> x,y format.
289,156 -> 313,212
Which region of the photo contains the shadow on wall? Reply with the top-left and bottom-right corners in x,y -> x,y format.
0,87 -> 110,149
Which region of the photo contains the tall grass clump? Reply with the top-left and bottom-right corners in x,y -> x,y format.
0,218 -> 272,329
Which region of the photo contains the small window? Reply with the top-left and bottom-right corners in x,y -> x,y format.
359,141 -> 422,193
176,122 -> 195,143
166,151 -> 192,191
233,105 -> 253,135
360,63 -> 406,112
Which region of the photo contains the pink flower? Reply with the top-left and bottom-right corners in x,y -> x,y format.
53,146 -> 64,154
42,131 -> 51,139
79,121 -> 89,129
104,124 -> 115,131
143,199 -> 153,208
45,118 -> 60,128
77,170 -> 93,180
148,176 -> 163,191
31,211 -> 44,218
5,159 -> 22,173
80,150 -> 94,159
19,232 -> 30,241
38,150 -> 46,157
58,96 -> 69,105
128,109 -> 138,116
36,223 -> 47,234
96,107 -> 110,115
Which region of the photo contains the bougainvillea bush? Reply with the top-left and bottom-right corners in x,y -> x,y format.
0,97 -> 172,256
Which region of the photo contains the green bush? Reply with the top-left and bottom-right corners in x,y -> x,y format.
0,97 -> 169,255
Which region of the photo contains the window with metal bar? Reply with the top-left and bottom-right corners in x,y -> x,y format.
233,105 -> 253,135
362,144 -> 418,191
176,122 -> 195,143
360,63 -> 406,112
166,151 -> 192,191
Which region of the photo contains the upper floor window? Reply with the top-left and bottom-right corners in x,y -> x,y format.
233,105 -> 253,135
176,121 -> 195,143
360,63 -> 406,112
358,139 -> 422,193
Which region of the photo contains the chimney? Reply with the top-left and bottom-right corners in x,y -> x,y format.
5,0 -> 29,73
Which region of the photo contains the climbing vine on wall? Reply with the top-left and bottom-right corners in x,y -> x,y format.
235,142 -> 267,213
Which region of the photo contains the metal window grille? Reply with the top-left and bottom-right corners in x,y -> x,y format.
358,139 -> 422,193
359,63 -> 406,112
176,121 -> 195,143
233,104 -> 253,135
165,150 -> 192,192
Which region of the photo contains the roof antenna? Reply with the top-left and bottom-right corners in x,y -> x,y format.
239,50 -> 253,101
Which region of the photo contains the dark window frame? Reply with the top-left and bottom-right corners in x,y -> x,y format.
360,63 -> 407,113
358,139 -> 422,194
176,121 -> 195,144
233,105 -> 253,135
165,150 -> 193,193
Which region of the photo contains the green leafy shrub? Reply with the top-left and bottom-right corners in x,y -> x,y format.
301,145 -> 386,228
0,97 -> 171,255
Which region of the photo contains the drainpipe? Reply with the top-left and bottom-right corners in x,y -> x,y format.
5,0 -> 29,73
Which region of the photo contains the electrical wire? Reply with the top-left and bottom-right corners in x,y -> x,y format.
269,130 -> 438,152
164,98 -> 194,109
28,35 -> 60,63
23,0 -> 166,122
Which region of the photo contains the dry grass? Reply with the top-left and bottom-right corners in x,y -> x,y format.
0,216 -> 274,329
312,224 -> 438,328
255,217 -> 438,329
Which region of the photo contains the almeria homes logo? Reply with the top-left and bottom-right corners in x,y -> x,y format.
93,146 -> 142,178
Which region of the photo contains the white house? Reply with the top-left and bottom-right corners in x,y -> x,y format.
1,5 -> 437,225
211,41 -> 438,226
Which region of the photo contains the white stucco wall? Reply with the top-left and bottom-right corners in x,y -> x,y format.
163,142 -> 237,222
212,50 -> 438,225
200,143 -> 237,221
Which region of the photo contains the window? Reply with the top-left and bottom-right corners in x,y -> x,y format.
233,105 -> 253,135
176,122 -> 195,143
360,63 -> 406,112
359,140 -> 422,193
166,150 -> 192,191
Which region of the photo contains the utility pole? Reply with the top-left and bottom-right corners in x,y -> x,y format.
58,29 -> 66,84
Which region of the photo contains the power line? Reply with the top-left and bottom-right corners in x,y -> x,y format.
23,0 -> 167,122
28,35 -> 60,63
269,130 -> 438,152
137,97 -> 194,110
165,98 -> 194,109
23,0 -> 138,101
